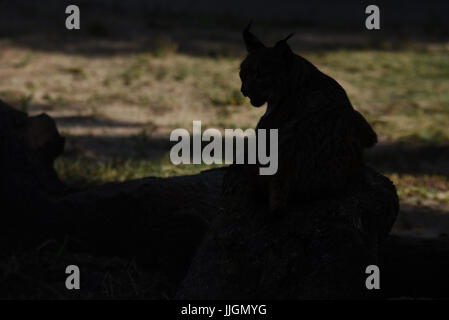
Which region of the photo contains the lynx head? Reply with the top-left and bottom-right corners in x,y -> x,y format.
240,21 -> 294,107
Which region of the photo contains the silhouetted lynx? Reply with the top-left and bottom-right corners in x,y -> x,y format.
231,22 -> 377,216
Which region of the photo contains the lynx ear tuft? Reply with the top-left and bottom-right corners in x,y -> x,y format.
243,20 -> 265,53
274,33 -> 294,52
282,33 -> 294,42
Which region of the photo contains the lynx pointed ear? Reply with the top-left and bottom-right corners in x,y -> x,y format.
243,21 -> 265,53
274,33 -> 294,52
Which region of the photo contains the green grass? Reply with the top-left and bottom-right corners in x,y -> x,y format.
306,49 -> 449,144
55,156 -> 223,188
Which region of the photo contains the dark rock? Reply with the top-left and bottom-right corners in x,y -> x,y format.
177,166 -> 399,299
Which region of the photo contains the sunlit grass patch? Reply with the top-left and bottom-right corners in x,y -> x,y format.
59,66 -> 87,80
207,88 -> 246,106
14,54 -> 31,68
387,173 -> 449,205
120,55 -> 152,86
306,49 -> 449,143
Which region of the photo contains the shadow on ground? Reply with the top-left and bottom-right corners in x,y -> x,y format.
366,143 -> 449,177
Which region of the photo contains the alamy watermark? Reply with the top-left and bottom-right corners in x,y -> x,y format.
169,121 -> 278,175
65,265 -> 80,290
365,5 -> 380,30
365,264 -> 380,290
65,5 -> 380,31
65,5 -> 80,30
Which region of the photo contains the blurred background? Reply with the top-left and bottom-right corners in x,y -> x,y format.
1,0 -> 449,241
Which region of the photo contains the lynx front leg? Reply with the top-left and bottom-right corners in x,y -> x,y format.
268,169 -> 290,218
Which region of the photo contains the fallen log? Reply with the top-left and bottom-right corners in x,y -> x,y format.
0,99 -> 222,286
